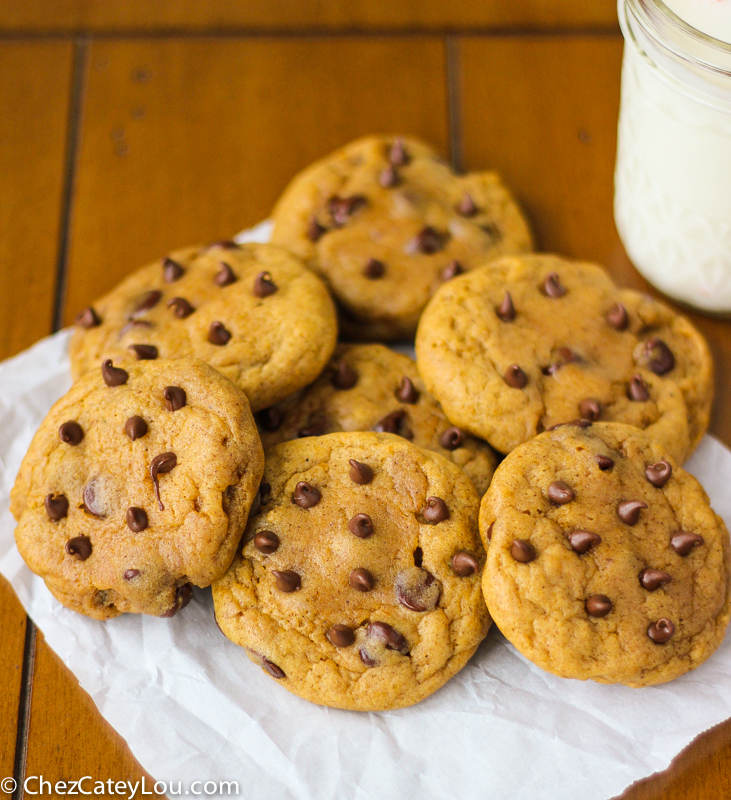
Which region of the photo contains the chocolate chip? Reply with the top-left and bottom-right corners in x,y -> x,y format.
542,347 -> 582,376
640,568 -> 672,591
350,568 -> 374,592
595,454 -> 615,471
642,337 -> 675,375
262,658 -> 286,679
65,535 -> 92,560
348,513 -> 373,539
163,386 -> 186,411
253,271 -> 277,298
606,302 -> 628,331
101,359 -> 129,387
128,344 -> 158,360
451,551 -> 479,576
45,494 -> 69,521
293,481 -> 320,508
349,459 -> 373,485
486,522 -> 493,541
332,360 -> 358,389
214,262 -> 237,287
167,297 -> 195,318
422,497 -> 449,523
628,374 -> 650,401
547,419 -> 592,431
411,226 -> 445,255
360,647 -> 379,667
569,530 -> 601,554
150,452 -> 177,510
307,217 -> 326,242
327,624 -> 355,647
363,258 -> 385,279
511,539 -> 535,563
441,260 -> 463,281
367,621 -> 408,653
670,531 -> 704,555
208,321 -> 231,345
76,306 -> 101,328
617,500 -> 648,525
504,364 -> 528,389
161,583 -> 194,618
272,569 -> 301,593
329,195 -> 366,226
254,530 -> 280,554
648,618 -> 675,643
257,407 -> 283,432
496,292 -> 515,322
163,257 -> 185,283
439,427 -> 464,451
379,165 -> 400,188
124,415 -> 148,440
645,461 -> 672,488
119,319 -> 153,337
59,421 -> 84,445
389,139 -> 409,166
548,481 -> 574,505
458,193 -> 478,216
395,376 -> 419,404
82,482 -> 104,518
130,290 -> 162,318
297,418 -> 327,438
542,272 -> 567,298
123,569 -> 140,580
395,568 -> 440,612
586,594 -> 612,617
126,507 -> 148,532
578,397 -> 602,422
204,240 -> 240,252
373,409 -> 411,439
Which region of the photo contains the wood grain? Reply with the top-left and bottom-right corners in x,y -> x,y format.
62,36 -> 449,324
0,0 -> 617,35
0,579 -> 27,789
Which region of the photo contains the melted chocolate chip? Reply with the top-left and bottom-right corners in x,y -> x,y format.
125,415 -> 148,440
451,551 -> 479,576
373,409 -> 412,439
307,217 -> 326,242
389,139 -> 409,166
272,569 -> 301,593
646,461 -> 672,488
547,419 -> 592,431
422,497 -> 449,523
257,407 -> 283,432
167,297 -> 195,318
297,418 -> 328,438
253,271 -> 278,298
262,658 -> 286,679
163,257 -> 185,283
486,522 -> 493,541
569,530 -> 601,554
439,427 -> 464,451
542,273 -> 567,298
254,530 -> 280,554
606,302 -> 628,331
585,594 -> 612,617
363,258 -> 385,279
332,360 -> 358,389
329,195 -> 366,226
458,193 -> 478,216
59,421 -> 84,446
128,343 -> 158,360
123,569 -> 140,580
327,624 -> 355,647
100,358 -> 129,387
511,539 -> 535,563
670,531 -> 704,555
640,568 -> 672,591
642,337 -> 675,375
595,454 -> 615,471
208,321 -> 231,345
130,290 -> 162,318
504,364 -> 528,389
411,226 -> 445,255
349,568 -> 375,592
379,165 -> 400,188
395,568 -> 440,612
82,482 -> 104,518
542,347 -> 582,376
395,376 -> 419,404
496,292 -> 515,322
119,319 -> 153,337
441,260 -> 463,281
163,386 -> 186,411
293,481 -> 320,508
45,493 -> 69,521
617,500 -> 648,525
548,481 -> 575,505
367,621 -> 408,653
348,513 -> 373,539
76,306 -> 101,328
66,535 -> 92,560
349,459 -> 373,485
579,398 -> 601,422
204,240 -> 240,252
126,507 -> 148,532
628,374 -> 650,401
214,262 -> 237,287
161,583 -> 194,618
648,618 -> 675,643
150,452 -> 177,510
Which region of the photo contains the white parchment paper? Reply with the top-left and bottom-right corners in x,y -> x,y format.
1,221 -> 730,800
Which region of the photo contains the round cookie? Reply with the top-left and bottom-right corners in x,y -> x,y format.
480,421 -> 731,686
212,431 -> 490,711
415,253 -> 713,463
258,343 -> 498,495
270,135 -> 533,340
69,242 -> 338,412
11,358 -> 265,619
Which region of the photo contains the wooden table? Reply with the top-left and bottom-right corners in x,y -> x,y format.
1,2 -> 729,797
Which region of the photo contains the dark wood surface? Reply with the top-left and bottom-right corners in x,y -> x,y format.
1,5 -> 730,798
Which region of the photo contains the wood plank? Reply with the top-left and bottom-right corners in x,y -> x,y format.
0,1 -> 617,35
63,36 -> 449,324
0,578 -> 27,786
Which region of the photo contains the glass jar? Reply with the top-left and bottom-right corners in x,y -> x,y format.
614,0 -> 731,313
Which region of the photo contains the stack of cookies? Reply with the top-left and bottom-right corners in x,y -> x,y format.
12,135 -> 730,712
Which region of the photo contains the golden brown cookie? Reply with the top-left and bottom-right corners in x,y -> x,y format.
270,135 -> 532,340
11,358 -> 264,619
258,343 -> 498,495
212,431 -> 490,710
415,254 -> 713,462
69,242 -> 338,412
480,422 -> 731,686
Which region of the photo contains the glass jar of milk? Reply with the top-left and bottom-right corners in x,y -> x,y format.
614,0 -> 731,313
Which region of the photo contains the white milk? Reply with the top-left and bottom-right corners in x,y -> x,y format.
663,0 -> 731,43
614,0 -> 731,312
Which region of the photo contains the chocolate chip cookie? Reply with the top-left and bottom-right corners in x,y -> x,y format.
415,254 -> 713,462
69,242 -> 338,412
270,135 -> 533,340
257,344 -> 498,495
10,358 -> 265,619
480,422 -> 731,686
212,431 -> 490,710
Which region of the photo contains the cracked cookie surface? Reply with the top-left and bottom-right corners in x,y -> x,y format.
212,431 -> 490,710
11,358 -> 264,619
270,135 -> 532,340
415,253 -> 713,462
258,343 -> 498,495
69,242 -> 338,412
480,422 -> 731,686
